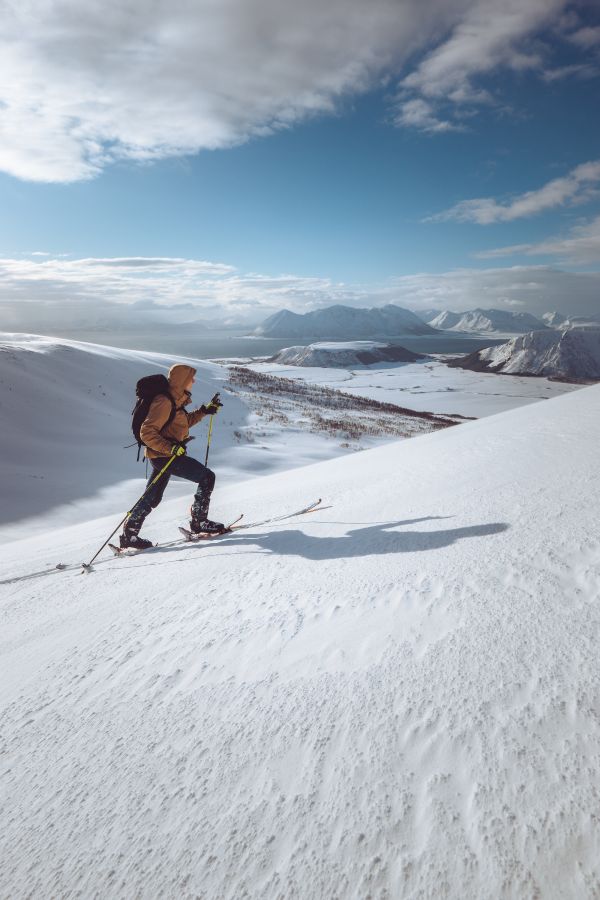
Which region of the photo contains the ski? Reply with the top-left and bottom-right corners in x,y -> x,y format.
107,542 -> 156,558
234,498 -> 322,531
178,514 -> 244,542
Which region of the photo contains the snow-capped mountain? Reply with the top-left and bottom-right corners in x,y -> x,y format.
2,383 -> 600,898
254,304 -> 437,338
448,326 -> 600,380
542,310 -> 569,328
269,341 -> 424,367
429,308 -> 547,333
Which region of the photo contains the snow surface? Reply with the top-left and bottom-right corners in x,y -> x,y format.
2,384 -> 600,898
248,355 -> 580,418
451,327 -> 600,379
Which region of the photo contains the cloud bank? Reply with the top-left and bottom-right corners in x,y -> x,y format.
0,0 -> 588,182
1,255 -> 599,332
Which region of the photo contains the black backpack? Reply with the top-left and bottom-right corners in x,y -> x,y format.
131,374 -> 177,459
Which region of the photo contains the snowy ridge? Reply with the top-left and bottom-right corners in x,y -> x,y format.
2,385 -> 600,897
449,326 -> 600,380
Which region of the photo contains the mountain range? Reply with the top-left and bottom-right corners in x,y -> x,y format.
253,304 -> 436,338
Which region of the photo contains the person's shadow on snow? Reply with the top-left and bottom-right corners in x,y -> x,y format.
216,516 -> 509,561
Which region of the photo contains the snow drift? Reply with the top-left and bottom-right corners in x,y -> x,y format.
2,384 -> 600,898
448,326 -> 600,380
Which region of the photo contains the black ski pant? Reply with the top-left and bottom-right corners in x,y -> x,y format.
127,455 -> 215,532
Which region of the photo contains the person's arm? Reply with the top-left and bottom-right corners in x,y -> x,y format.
187,394 -> 222,428
140,395 -> 179,456
186,406 -> 208,428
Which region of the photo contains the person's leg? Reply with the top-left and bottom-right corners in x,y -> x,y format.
167,455 -> 220,531
122,458 -> 172,547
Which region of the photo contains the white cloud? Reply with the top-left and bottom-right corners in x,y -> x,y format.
0,0 -> 584,182
567,25 -> 600,48
0,254 -> 363,327
476,214 -> 600,264
395,0 -> 567,132
1,254 -> 599,329
0,0 -> 420,182
426,160 -> 600,224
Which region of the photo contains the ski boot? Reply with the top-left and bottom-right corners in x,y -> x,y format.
120,524 -> 153,550
189,517 -> 226,536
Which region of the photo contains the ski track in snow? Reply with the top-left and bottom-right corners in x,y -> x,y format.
1,388 -> 600,898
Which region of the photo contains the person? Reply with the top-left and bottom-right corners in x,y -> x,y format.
121,363 -> 223,549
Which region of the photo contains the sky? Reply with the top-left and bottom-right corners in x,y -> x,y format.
1,0 -> 600,332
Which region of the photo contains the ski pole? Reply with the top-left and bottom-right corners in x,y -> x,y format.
204,392 -> 220,467
82,440 -> 193,572
204,415 -> 214,466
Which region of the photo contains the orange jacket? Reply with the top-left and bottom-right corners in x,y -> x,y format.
140,364 -> 209,458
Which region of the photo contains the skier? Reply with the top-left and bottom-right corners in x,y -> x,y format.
121,363 -> 223,550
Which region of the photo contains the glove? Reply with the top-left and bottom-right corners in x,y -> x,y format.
171,442 -> 187,457
202,392 -> 223,416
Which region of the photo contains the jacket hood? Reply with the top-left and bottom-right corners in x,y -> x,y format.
168,364 -> 197,403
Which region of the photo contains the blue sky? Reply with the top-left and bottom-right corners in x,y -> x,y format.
1,0 -> 599,329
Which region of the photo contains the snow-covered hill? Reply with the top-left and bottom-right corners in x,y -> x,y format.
254,304 -> 436,338
429,308 -> 546,334
2,385 -> 600,898
269,341 -> 424,367
0,333 -> 448,541
0,333 -> 246,533
448,326 -> 600,380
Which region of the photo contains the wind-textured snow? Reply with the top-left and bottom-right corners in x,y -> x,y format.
2,385 -> 600,899
449,327 -> 600,380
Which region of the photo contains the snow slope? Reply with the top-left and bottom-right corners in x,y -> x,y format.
3,333 -> 436,541
2,385 -> 600,898
0,333 -> 244,529
249,354 -> 580,418
449,327 -> 600,380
